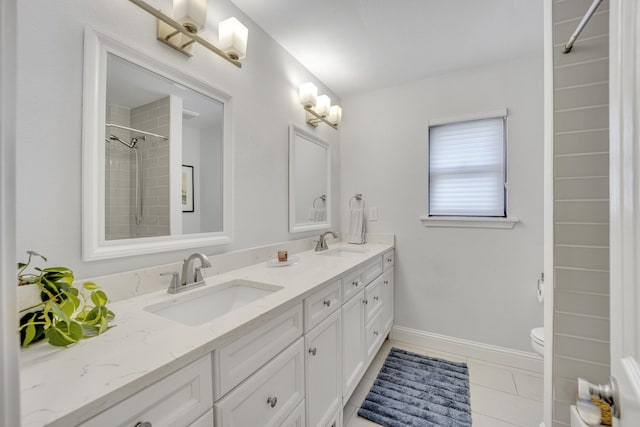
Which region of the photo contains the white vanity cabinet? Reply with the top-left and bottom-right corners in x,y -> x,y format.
305,309 -> 342,427
79,354 -> 213,427
212,304 -> 303,400
214,338 -> 305,427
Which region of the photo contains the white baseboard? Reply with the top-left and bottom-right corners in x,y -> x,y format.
391,326 -> 543,373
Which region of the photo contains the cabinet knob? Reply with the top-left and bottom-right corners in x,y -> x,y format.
323,299 -> 331,307
134,422 -> 152,427
309,347 -> 317,356
267,396 -> 278,408
363,299 -> 368,305
384,280 -> 389,285
373,296 -> 379,301
387,257 -> 392,263
352,281 -> 359,287
374,331 -> 379,336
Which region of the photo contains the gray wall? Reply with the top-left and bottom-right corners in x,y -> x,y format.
340,53 -> 544,352
552,1 -> 610,425
15,0 -> 341,279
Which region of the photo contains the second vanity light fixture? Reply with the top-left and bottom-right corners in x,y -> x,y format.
129,0 -> 248,68
299,82 -> 342,130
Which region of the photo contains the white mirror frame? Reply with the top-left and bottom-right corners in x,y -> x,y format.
288,125 -> 331,233
82,27 -> 233,261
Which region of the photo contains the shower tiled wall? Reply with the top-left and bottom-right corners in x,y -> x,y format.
552,0 -> 610,425
130,97 -> 170,238
105,105 -> 132,240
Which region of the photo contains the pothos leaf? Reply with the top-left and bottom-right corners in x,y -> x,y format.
23,322 -> 37,347
82,282 -> 99,290
90,290 -> 108,306
45,324 -> 78,347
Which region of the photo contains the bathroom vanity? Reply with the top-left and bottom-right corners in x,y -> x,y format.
20,240 -> 395,427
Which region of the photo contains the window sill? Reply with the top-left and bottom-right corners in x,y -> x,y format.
419,215 -> 519,229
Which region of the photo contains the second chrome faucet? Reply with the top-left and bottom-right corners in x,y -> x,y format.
314,231 -> 338,251
162,253 -> 212,294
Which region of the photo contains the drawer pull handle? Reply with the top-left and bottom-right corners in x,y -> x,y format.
267,396 -> 278,408
374,331 -> 379,336
323,299 -> 331,307
309,347 -> 317,356
384,280 -> 389,285
135,422 -> 152,427
387,258 -> 392,263
363,299 -> 368,305
352,281 -> 359,287
374,296 -> 379,301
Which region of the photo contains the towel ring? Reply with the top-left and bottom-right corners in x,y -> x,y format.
349,193 -> 365,209
313,195 -> 326,208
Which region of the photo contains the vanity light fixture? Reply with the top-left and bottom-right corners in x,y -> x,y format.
128,0 -> 248,68
299,82 -> 342,129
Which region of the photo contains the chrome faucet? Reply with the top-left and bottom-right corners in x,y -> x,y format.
161,253 -> 212,294
315,231 -> 338,251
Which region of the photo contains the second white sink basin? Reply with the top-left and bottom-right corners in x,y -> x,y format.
318,247 -> 369,257
145,279 -> 282,326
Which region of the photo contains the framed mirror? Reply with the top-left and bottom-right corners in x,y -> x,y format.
82,27 -> 233,260
289,125 -> 331,233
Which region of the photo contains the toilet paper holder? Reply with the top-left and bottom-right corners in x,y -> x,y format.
576,377 -> 620,424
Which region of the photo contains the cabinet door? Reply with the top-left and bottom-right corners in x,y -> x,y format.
381,269 -> 394,334
341,289 -> 365,403
305,310 -> 341,427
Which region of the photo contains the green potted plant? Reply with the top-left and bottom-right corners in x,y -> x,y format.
18,251 -> 115,347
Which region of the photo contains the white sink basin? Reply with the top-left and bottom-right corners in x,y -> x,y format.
145,280 -> 282,326
318,247 -> 369,257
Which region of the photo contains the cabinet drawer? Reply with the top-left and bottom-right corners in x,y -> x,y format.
364,275 -> 383,324
383,249 -> 394,271
190,408 -> 214,427
365,312 -> 384,362
213,304 -> 303,399
304,279 -> 341,332
363,255 -> 383,284
80,354 -> 213,427
215,339 -> 305,427
324,406 -> 341,427
342,268 -> 364,303
281,400 -> 305,427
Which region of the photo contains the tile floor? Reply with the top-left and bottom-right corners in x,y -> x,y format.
343,340 -> 543,427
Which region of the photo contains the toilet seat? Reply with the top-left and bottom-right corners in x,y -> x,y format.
530,327 -> 544,356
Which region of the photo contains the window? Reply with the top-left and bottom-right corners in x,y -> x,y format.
428,113 -> 507,218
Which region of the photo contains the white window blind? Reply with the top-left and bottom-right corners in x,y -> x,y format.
429,116 -> 506,217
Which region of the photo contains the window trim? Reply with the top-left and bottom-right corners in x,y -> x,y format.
423,108 -> 519,228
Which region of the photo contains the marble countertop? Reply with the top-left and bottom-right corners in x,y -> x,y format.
19,241 -> 393,427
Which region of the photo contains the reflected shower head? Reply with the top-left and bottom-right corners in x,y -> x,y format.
131,135 -> 146,146
108,134 -> 136,149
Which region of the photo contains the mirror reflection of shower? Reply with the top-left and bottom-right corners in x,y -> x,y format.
106,134 -> 145,227
105,100 -> 169,240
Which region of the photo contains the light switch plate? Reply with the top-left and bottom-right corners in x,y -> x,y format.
368,207 -> 378,221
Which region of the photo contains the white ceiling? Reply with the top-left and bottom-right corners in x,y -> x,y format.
230,0 -> 544,98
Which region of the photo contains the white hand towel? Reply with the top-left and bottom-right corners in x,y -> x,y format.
347,207 -> 365,244
313,207 -> 327,222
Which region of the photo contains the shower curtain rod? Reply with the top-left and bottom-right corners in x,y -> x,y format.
563,0 -> 603,54
106,122 -> 168,140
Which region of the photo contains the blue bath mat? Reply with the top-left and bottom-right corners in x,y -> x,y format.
358,347 -> 472,427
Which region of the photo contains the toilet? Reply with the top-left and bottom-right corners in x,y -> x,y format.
530,327 -> 544,356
